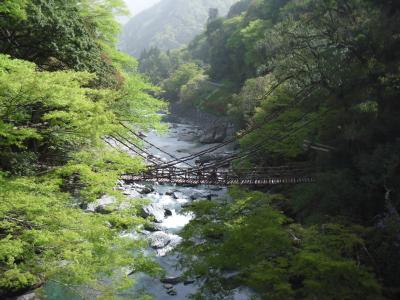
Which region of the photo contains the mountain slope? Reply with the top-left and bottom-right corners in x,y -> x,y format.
119,0 -> 238,57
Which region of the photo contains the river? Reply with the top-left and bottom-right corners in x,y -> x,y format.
44,119 -> 252,299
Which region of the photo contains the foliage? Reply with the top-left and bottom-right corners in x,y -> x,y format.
0,175 -> 161,297
162,63 -> 203,101
0,10 -> 165,295
0,0 -> 129,88
0,0 -> 28,21
179,188 -> 383,300
0,54 -> 163,177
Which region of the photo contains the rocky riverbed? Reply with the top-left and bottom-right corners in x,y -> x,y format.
42,121 -> 252,300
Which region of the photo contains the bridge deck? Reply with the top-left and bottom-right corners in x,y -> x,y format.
122,168 -> 314,186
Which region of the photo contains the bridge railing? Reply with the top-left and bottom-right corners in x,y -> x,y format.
122,164 -> 315,186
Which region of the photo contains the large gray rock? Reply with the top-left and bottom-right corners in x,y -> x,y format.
149,231 -> 171,249
153,233 -> 183,257
165,190 -> 180,199
144,222 -> 163,232
213,125 -> 228,143
16,293 -> 40,300
199,125 -> 227,144
138,186 -> 155,195
199,131 -> 215,144
140,203 -> 166,223
86,195 -> 116,213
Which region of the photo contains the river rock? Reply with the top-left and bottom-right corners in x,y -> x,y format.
94,205 -> 113,214
15,293 -> 40,300
167,289 -> 177,296
122,189 -> 141,198
161,276 -> 183,284
86,195 -> 116,213
199,124 -> 227,144
168,290 -> 177,296
190,191 -> 210,200
199,130 -> 215,144
156,235 -> 183,256
149,231 -> 171,249
184,279 -> 195,285
164,209 -> 173,217
165,190 -> 181,199
144,222 -> 163,232
163,284 -> 174,290
214,125 -> 227,142
140,203 -> 166,223
138,186 -> 155,194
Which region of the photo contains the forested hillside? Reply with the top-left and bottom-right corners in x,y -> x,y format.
119,0 -> 238,57
139,0 -> 400,299
2,0 -> 400,299
0,0 -> 164,298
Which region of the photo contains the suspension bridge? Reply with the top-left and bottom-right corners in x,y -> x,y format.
121,165 -> 315,186
109,111 -> 322,186
108,92 -> 333,186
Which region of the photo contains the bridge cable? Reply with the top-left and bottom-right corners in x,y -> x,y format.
150,86 -> 316,169
110,134 -> 160,165
170,108 -> 330,175
119,122 -> 195,168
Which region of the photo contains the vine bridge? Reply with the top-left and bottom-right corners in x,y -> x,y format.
109,110 -> 321,186
122,165 -> 315,186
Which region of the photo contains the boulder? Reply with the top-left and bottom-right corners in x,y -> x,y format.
94,205 -> 113,214
165,190 -> 180,199
149,231 -> 171,249
213,125 -> 227,142
199,124 -> 227,144
138,186 -> 155,194
199,130 -> 215,144
122,189 -> 141,198
167,289 -> 177,296
163,284 -> 174,290
161,276 -> 183,284
156,234 -> 183,257
86,195 -> 115,213
143,222 -> 163,232
140,203 -> 166,223
164,209 -> 173,217
16,293 -> 40,300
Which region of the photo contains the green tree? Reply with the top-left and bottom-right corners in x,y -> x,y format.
162,63 -> 203,100
179,188 -> 383,300
0,53 -> 164,297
